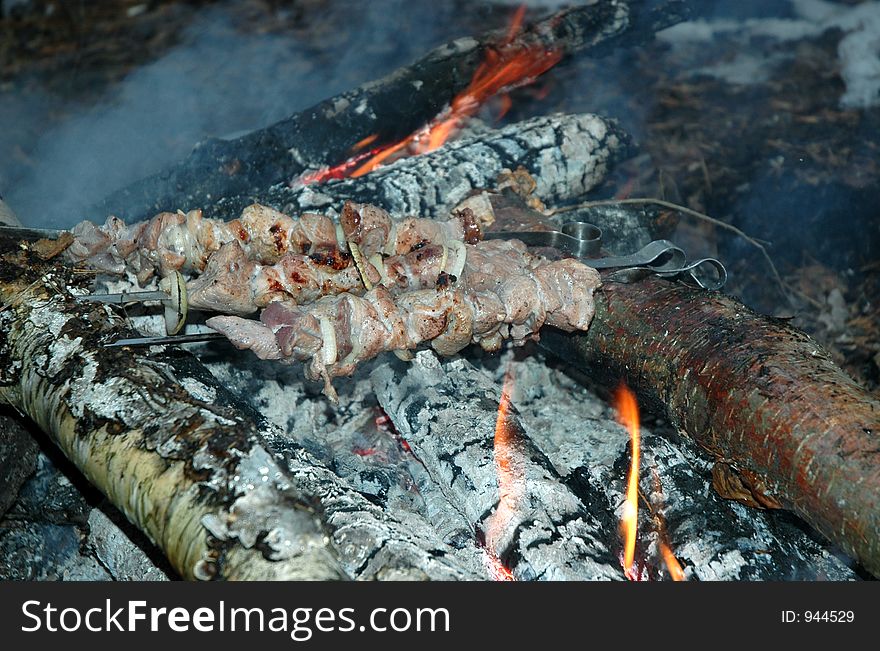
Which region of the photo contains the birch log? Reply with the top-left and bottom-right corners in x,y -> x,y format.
0,235 -> 478,580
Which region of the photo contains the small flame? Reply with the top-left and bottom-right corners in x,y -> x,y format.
615,384 -> 641,580
297,145 -> 387,185
659,542 -> 685,581
650,467 -> 686,581
352,133 -> 380,151
299,5 -> 561,185
504,4 -> 527,45
482,365 -> 522,580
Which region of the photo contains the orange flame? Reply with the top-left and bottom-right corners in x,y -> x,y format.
299,5 -> 561,185
615,384 -> 641,580
483,365 -> 521,581
660,542 -> 685,581
650,467 -> 686,581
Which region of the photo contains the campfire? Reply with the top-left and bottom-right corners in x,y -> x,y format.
1,0 -> 878,584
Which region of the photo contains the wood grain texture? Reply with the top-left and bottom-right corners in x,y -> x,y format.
542,277 -> 880,576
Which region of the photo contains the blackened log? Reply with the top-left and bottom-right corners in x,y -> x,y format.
91,1 -> 692,223
0,234 -> 478,580
213,112 -> 628,221
541,278 -> 880,578
0,199 -> 39,521
0,409 -> 39,519
1,444 -> 173,580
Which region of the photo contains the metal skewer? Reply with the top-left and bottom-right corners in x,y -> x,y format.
77,289 -> 169,304
81,271 -> 189,336
105,331 -> 225,348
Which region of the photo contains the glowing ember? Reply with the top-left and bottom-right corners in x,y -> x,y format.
483,549 -> 516,582
297,145 -> 387,185
299,5 -> 561,185
615,384 -> 641,580
482,365 -> 522,581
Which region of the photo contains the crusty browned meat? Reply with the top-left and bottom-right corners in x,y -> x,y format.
66,202 -> 481,290
206,254 -> 601,397
186,241 -> 362,315
184,228 -> 517,316
340,201 -> 481,256
65,205 -> 337,283
187,237 -> 473,315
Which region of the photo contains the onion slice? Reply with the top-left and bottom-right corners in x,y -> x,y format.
318,316 -> 338,365
335,223 -> 347,251
159,270 -> 188,335
347,240 -> 373,291
444,240 -> 467,280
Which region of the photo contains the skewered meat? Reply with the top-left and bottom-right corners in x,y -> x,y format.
66,205 -> 339,283
65,201 -> 481,288
185,235 -> 471,315
340,202 -> 481,256
186,241 -> 360,315
206,254 -> 601,398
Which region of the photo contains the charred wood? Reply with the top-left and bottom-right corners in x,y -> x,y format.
371,352 -> 623,580
1,445 -> 173,581
368,350 -> 855,580
91,1 -> 692,223
214,113 -> 628,221
505,353 -> 856,580
484,198 -> 880,577
541,279 -> 880,578
0,408 -> 40,519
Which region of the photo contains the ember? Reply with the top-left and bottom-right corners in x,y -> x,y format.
483,366 -> 523,579
299,5 -> 561,185
660,542 -> 685,582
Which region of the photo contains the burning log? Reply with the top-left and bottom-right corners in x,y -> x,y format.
367,350 -> 856,580
215,112 -> 628,221
484,197 -> 879,577
541,278 -> 880,578
91,0 -> 692,223
0,234 -> 484,580
496,353 -> 856,580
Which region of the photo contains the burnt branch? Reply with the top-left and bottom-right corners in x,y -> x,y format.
215,112 -> 629,221
90,1 -> 692,223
